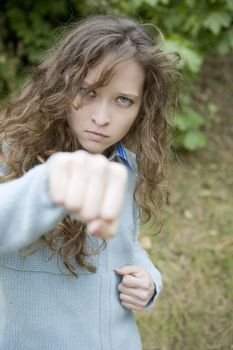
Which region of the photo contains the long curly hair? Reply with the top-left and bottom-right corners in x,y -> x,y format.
0,15 -> 179,275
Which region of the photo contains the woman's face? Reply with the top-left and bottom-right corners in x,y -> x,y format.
67,56 -> 145,154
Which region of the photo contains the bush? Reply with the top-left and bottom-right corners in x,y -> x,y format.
0,0 -> 232,150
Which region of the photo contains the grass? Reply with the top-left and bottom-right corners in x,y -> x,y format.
136,53 -> 233,350
137,157 -> 233,350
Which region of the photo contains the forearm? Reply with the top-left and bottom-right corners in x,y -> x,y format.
0,163 -> 66,254
133,241 -> 162,303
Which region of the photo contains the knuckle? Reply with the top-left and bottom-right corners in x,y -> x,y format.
138,299 -> 145,307
78,209 -> 92,222
92,155 -> 108,172
141,291 -> 149,301
74,149 -> 88,158
72,150 -> 87,166
93,154 -> 107,163
119,293 -> 124,301
120,286 -> 126,294
122,276 -> 130,286
109,162 -> 128,181
121,301 -> 127,308
118,283 -> 123,292
50,152 -> 69,169
70,159 -> 82,173
64,199 -> 79,212
144,281 -> 151,290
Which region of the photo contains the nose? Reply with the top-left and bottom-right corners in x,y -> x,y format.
91,102 -> 110,126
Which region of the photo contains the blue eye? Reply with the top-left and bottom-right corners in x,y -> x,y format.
117,96 -> 133,106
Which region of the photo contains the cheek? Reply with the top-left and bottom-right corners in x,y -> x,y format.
69,104 -> 92,123
117,115 -> 138,137
68,108 -> 83,128
124,110 -> 138,129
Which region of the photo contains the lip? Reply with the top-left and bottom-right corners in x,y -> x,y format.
85,130 -> 109,141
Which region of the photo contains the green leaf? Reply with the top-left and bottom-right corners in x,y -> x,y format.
163,39 -> 203,73
173,114 -> 189,131
144,0 -> 159,6
226,0 -> 233,11
186,0 -> 195,7
217,37 -> 231,55
127,0 -> 143,8
183,130 -> 207,151
207,103 -> 218,114
203,12 -> 232,35
174,110 -> 205,131
159,0 -> 169,4
183,15 -> 202,36
217,27 -> 233,54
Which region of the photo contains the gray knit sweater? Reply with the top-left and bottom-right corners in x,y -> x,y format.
0,150 -> 162,350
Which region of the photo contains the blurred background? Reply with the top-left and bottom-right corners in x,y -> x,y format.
0,1 -> 232,349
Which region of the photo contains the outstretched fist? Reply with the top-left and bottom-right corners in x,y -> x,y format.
48,150 -> 128,239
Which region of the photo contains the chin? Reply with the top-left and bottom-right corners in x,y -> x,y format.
80,143 -> 106,155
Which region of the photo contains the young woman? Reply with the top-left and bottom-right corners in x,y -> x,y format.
0,15 -> 178,350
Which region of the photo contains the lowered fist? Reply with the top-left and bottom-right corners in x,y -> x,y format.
116,266 -> 156,311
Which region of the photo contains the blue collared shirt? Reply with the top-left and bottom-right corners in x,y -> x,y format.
110,142 -> 133,172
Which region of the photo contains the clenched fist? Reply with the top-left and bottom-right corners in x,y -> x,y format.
48,150 -> 128,239
116,266 -> 156,311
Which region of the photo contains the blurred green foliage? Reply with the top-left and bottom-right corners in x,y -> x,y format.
0,0 -> 232,150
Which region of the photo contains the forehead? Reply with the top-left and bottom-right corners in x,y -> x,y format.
84,55 -> 145,92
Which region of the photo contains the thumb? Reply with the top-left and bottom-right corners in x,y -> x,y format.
115,265 -> 141,276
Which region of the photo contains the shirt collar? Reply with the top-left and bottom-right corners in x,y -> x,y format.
109,141 -> 133,172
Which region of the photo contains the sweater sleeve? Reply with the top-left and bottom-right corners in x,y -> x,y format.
124,149 -> 163,307
132,203 -> 163,308
0,162 -> 66,254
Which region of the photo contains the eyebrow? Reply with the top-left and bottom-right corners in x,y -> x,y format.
81,82 -> 140,99
119,92 -> 139,99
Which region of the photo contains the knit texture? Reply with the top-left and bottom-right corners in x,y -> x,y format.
0,149 -> 162,350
